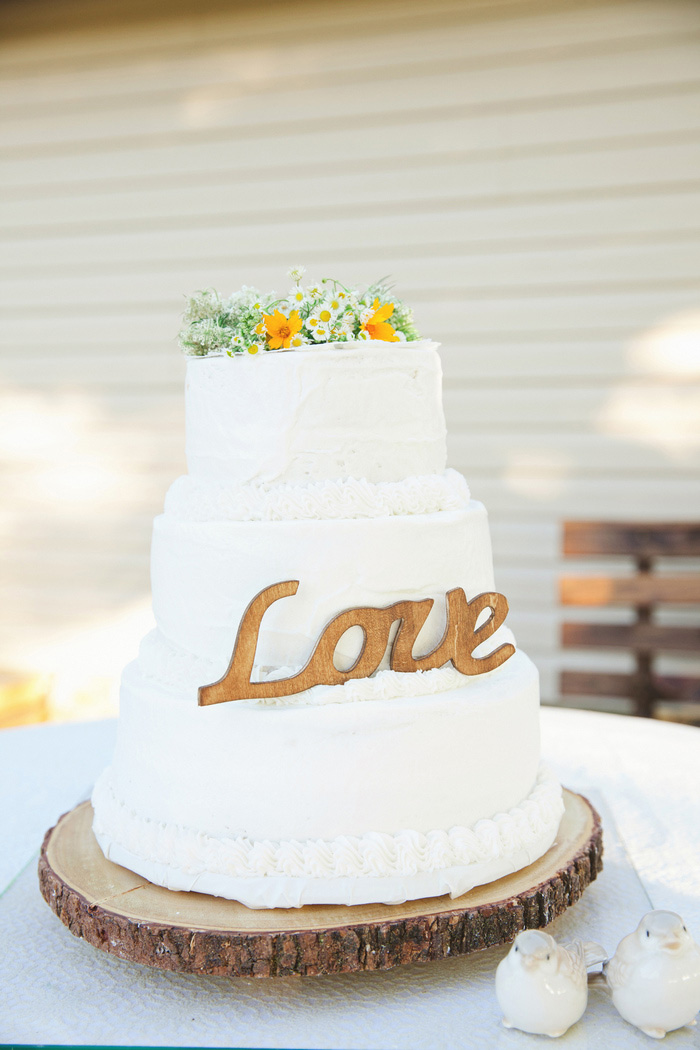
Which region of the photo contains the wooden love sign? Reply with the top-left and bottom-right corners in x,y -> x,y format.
198,581 -> 515,706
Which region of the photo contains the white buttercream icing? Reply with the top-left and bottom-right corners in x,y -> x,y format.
254,665 -> 468,707
92,765 -> 562,884
149,502 -> 499,673
185,343 -> 447,485
164,469 -> 470,523
99,651 -> 542,844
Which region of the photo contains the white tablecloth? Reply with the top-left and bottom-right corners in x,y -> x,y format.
2,708 -> 699,1048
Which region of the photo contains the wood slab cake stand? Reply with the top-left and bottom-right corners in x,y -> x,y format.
39,790 -> 602,978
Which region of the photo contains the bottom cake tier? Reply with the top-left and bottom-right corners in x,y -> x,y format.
92,651 -> 564,908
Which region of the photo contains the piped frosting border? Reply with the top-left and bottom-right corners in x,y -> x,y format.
164,469 -> 469,523
92,765 -> 562,882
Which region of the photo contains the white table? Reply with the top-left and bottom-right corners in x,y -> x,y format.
2,708 -> 699,1049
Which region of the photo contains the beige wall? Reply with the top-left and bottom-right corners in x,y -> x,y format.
1,0 -> 700,712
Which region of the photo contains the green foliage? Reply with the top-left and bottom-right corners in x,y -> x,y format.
177,271 -> 420,356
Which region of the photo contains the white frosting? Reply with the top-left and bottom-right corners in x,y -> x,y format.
254,665 -> 466,708
184,343 -> 447,485
92,764 -> 563,908
95,650 -> 541,845
91,340 -> 561,909
150,501 -> 504,674
164,469 -> 470,523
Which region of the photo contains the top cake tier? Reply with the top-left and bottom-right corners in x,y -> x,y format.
185,341 -> 447,485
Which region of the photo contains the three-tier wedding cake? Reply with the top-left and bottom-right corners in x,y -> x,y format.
91,276 -> 563,909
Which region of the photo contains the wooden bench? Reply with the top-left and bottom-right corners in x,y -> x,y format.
559,522 -> 700,719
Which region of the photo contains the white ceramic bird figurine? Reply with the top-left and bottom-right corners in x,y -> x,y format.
604,910 -> 700,1038
495,929 -> 607,1037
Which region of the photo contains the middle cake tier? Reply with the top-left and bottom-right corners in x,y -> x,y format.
148,497 -> 510,684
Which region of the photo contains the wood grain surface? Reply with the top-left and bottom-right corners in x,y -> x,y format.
38,790 -> 602,978
199,583 -> 515,706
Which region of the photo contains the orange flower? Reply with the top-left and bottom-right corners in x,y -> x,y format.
361,298 -> 399,342
263,309 -> 302,349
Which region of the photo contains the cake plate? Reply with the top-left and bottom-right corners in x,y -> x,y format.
39,789 -> 602,978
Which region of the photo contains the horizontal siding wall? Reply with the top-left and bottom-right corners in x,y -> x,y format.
1,0 -> 700,710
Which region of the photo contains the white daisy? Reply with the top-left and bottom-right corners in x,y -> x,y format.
287,286 -> 307,307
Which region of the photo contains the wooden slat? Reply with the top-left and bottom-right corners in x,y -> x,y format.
561,669 -> 700,701
4,89 -> 700,190
561,669 -> 639,698
3,27 -> 699,121
654,674 -> 700,701
561,622 -> 700,653
560,575 -> 700,605
440,383 -> 700,434
450,434 -> 700,478
563,521 -> 700,557
472,479 -> 700,520
4,240 -> 700,306
4,139 -> 700,242
0,0 -> 607,67
2,191 -> 697,270
3,0 -> 699,76
4,40 -> 700,152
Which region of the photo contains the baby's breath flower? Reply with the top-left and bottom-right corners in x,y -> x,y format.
182,288 -> 222,323
178,269 -> 419,355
